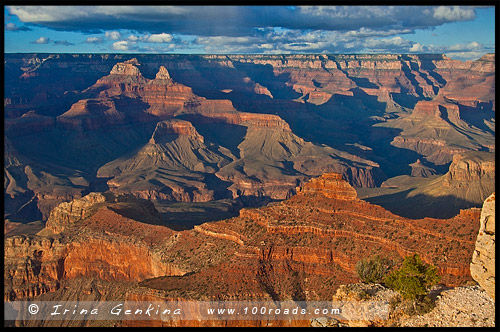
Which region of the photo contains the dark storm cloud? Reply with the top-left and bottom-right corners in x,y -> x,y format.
7,6 -> 478,36
53,40 -> 75,46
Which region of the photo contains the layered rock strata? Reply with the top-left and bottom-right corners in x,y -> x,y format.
5,174 -> 482,309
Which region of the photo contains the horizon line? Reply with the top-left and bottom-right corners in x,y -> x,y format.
5,52 -> 494,62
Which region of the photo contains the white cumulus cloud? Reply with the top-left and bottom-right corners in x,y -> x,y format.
5,22 -> 31,31
105,30 -> 121,40
433,6 -> 476,21
111,40 -> 131,51
31,36 -> 50,44
446,41 -> 482,51
85,36 -> 103,44
409,43 -> 424,52
145,33 -> 173,43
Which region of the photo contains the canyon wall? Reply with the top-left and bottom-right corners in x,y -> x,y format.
5,174 -> 482,306
4,53 -> 494,222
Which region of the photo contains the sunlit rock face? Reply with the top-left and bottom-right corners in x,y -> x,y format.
5,174 -> 482,309
470,193 -> 495,300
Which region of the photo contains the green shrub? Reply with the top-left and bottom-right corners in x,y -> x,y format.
384,254 -> 440,300
355,255 -> 394,283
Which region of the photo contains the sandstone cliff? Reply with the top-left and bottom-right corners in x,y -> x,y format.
5,173 -> 482,306
5,192 -> 181,301
405,151 -> 495,217
295,173 -> 357,199
470,192 -> 495,300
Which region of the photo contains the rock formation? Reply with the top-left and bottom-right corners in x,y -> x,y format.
97,119 -> 231,202
109,58 -> 142,76
409,159 -> 437,177
3,53 -> 495,229
155,65 -> 171,80
5,192 -> 176,301
405,151 -> 495,217
76,58 -> 384,203
296,173 -> 358,199
45,192 -> 107,233
363,151 -> 495,219
5,174 -> 482,315
381,53 -> 495,166
470,192 -> 495,300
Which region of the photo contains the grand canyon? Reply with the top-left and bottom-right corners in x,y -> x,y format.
4,53 -> 495,327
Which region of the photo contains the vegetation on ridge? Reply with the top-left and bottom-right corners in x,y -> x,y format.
384,253 -> 440,301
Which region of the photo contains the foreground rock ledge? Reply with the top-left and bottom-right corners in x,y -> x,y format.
314,283 -> 495,327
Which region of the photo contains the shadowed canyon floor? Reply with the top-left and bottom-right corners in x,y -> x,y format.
357,151 -> 495,219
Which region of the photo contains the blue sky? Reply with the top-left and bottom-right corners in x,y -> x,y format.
4,5 -> 495,60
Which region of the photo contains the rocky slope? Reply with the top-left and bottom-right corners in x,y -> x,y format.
5,173 -> 484,327
399,285 -> 495,327
309,283 -> 495,327
4,53 -> 495,222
